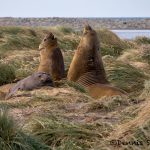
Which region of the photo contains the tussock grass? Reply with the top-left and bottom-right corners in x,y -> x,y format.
0,109 -> 49,150
31,94 -> 63,102
140,80 -> 150,99
0,26 -> 80,53
58,37 -> 79,50
0,27 -> 130,55
135,36 -> 150,45
97,29 -> 129,56
0,26 -> 150,150
98,123 -> 150,149
141,46 -> 150,65
0,101 -> 31,109
128,121 -> 150,150
24,117 -> 101,149
0,27 -> 25,35
0,63 -> 16,85
0,28 -> 41,52
106,62 -> 148,93
87,96 -> 130,113
57,26 -> 75,34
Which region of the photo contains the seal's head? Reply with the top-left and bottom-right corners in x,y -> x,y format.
39,32 -> 57,50
80,24 -> 99,50
83,24 -> 93,34
35,72 -> 53,86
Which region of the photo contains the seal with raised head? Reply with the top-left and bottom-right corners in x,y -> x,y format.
5,72 -> 53,99
67,25 -> 126,99
38,32 -> 65,81
67,24 -> 108,85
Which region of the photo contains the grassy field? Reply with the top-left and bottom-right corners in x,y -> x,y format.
0,26 -> 150,150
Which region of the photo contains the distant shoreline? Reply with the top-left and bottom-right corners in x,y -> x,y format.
0,17 -> 150,29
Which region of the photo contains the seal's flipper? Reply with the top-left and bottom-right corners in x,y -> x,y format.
5,85 -> 20,100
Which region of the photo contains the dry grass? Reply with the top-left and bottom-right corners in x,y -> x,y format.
0,26 -> 150,149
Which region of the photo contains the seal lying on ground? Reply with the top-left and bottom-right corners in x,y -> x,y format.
67,25 -> 126,99
38,32 -> 65,81
5,72 -> 53,100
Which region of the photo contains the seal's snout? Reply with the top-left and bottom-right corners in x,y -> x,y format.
47,32 -> 55,40
43,78 -> 54,86
41,77 -> 52,82
40,74 -> 53,86
39,32 -> 56,50
83,24 -> 93,34
39,44 -> 44,50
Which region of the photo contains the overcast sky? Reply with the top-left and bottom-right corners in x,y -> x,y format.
0,0 -> 150,17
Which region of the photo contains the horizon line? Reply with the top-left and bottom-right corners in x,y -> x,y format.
1,16 -> 150,19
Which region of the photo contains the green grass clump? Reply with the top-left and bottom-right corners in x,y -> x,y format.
0,63 -> 16,85
125,121 -> 150,150
0,27 -> 25,35
0,27 -> 41,53
135,36 -> 150,45
58,36 -> 79,50
97,29 -> 128,56
25,117 -> 101,149
0,34 -> 40,52
57,26 -> 75,34
0,110 -> 49,150
106,63 -> 148,93
101,44 -> 121,56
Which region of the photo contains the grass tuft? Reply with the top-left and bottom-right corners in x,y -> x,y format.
106,62 -> 148,93
135,36 -> 150,45
0,109 -> 50,150
87,96 -> 129,112
140,80 -> 150,99
97,29 -> 129,56
0,27 -> 41,53
24,117 -> 101,149
0,63 -> 16,85
57,26 -> 75,34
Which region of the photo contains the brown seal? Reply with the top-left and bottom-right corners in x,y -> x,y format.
67,25 -> 126,99
38,32 -> 65,81
87,83 -> 126,99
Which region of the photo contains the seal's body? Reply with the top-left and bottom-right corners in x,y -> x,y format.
67,25 -> 126,99
67,25 -> 108,85
38,32 -> 65,81
5,72 -> 53,99
87,83 -> 127,99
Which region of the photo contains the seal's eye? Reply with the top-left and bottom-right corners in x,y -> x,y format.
44,38 -> 47,42
38,75 -> 42,78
